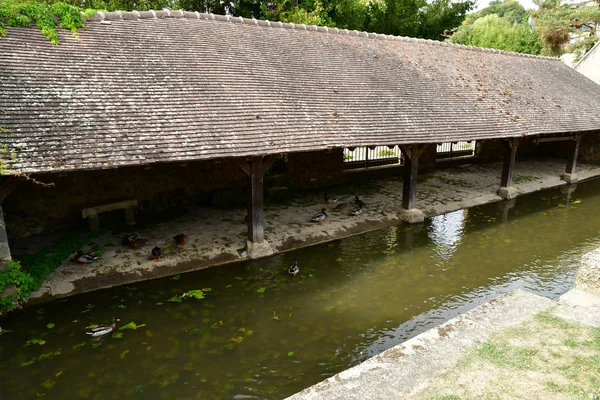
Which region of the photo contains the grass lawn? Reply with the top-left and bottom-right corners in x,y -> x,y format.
421,309 -> 600,400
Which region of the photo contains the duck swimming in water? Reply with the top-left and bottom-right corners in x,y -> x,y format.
75,250 -> 98,267
151,246 -> 162,262
324,193 -> 339,204
311,208 -> 327,224
86,318 -> 116,338
122,234 -> 148,249
288,261 -> 299,276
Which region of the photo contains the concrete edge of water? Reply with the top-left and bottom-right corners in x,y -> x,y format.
284,248 -> 600,400
25,167 -> 600,305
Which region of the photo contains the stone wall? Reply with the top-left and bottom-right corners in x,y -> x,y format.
3,159 -> 247,238
419,144 -> 437,172
578,133 -> 600,165
287,149 -> 344,189
526,133 -> 600,165
476,138 -> 539,162
4,150 -> 348,239
9,135 -> 595,240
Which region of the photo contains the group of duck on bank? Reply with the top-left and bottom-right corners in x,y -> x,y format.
76,193 -> 353,337
75,233 -> 188,267
311,194 -> 366,224
75,193 -> 366,267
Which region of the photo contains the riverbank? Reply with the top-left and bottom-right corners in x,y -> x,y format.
286,248 -> 600,399
15,158 -> 600,304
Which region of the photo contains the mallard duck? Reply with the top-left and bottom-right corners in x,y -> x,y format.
324,193 -> 339,204
333,202 -> 346,213
122,234 -> 148,249
173,233 -> 188,247
311,208 -> 327,224
288,261 -> 299,276
350,206 -> 363,216
75,250 -> 98,267
86,318 -> 116,338
152,246 -> 162,262
354,196 -> 366,208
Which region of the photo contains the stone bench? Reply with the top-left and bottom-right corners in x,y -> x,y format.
82,199 -> 138,232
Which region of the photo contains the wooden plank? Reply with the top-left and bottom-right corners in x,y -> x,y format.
235,159 -> 251,177
565,134 -> 581,175
0,177 -> 20,204
535,135 -> 576,143
500,138 -> 520,188
262,155 -> 277,175
247,156 -> 265,243
82,199 -> 138,218
400,144 -> 419,210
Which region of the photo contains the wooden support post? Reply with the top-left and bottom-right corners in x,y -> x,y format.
248,156 -> 265,244
500,138 -> 520,188
400,145 -> 420,210
562,134 -> 581,184
262,155 -> 277,175
0,204 -> 17,303
0,178 -> 17,261
498,138 -> 521,200
399,145 -> 425,223
0,205 -> 11,262
235,157 -> 274,258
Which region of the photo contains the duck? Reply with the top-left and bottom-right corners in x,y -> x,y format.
350,206 -> 363,216
311,208 -> 327,224
151,246 -> 162,262
75,250 -> 98,267
354,196 -> 366,208
333,202 -> 346,213
288,261 -> 299,276
86,318 -> 116,338
122,234 -> 148,249
173,233 -> 188,247
324,193 -> 339,204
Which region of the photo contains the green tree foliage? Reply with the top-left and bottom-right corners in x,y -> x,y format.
416,0 -> 474,40
468,0 -> 528,24
261,0 -> 333,26
451,14 -> 543,54
450,0 -> 543,55
1,0 -> 473,41
531,0 -> 600,56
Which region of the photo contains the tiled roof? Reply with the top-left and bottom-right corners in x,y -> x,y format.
1,10 -> 599,174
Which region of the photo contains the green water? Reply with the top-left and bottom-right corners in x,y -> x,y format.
2,179 -> 600,400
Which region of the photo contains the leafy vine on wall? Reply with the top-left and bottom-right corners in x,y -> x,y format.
0,1 -> 95,44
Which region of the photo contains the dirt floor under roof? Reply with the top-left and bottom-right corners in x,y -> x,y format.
13,158 -> 600,304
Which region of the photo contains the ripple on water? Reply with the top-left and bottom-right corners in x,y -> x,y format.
1,179 -> 600,399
